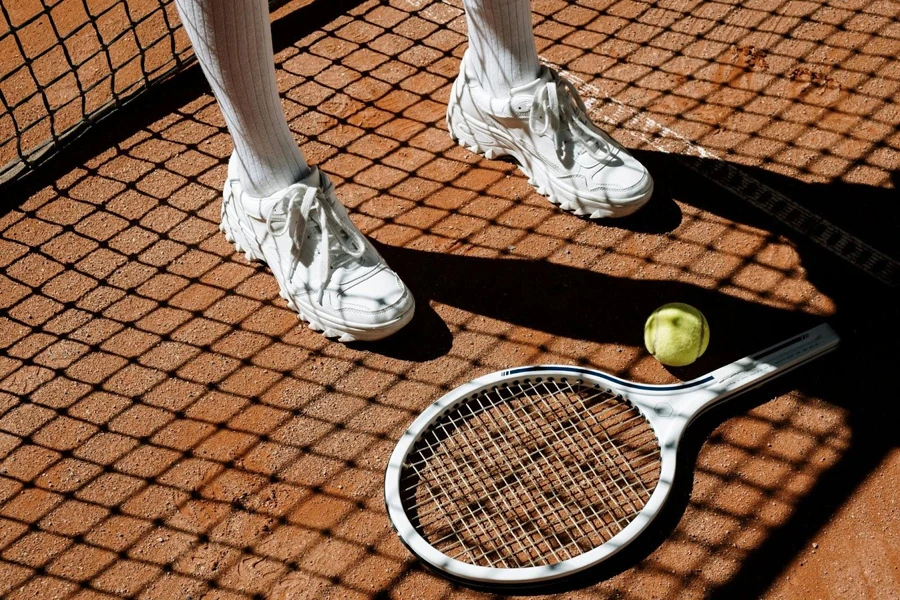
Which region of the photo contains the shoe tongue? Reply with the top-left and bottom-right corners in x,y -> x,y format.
299,167 -> 337,207
507,68 -> 553,114
258,167 -> 329,220
262,169 -> 357,258
297,166 -> 321,189
509,68 -> 552,97
258,185 -> 299,223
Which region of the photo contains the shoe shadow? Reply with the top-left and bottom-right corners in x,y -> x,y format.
611,149 -> 683,234
371,240 -> 824,375
490,150 -> 685,235
348,295 -> 452,361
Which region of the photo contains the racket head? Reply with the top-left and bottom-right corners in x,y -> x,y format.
385,325 -> 840,586
384,367 -> 675,586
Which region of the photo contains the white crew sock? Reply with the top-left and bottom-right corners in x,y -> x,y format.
462,0 -> 541,98
174,0 -> 309,197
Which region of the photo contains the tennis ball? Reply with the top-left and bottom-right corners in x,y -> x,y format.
644,303 -> 709,367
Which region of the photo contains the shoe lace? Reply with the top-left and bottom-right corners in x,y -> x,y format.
529,69 -> 613,161
267,184 -> 366,304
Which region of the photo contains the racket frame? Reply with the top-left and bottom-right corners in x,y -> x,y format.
384,324 -> 839,585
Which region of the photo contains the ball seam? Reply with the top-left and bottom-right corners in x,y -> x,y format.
698,313 -> 705,361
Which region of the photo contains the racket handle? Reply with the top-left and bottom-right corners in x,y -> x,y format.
689,324 -> 840,418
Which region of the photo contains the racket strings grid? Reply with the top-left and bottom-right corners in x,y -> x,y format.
397,377 -> 662,569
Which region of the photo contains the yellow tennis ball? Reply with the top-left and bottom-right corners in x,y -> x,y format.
644,303 -> 710,367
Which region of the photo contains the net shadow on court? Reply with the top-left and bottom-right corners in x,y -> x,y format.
0,0 -> 898,598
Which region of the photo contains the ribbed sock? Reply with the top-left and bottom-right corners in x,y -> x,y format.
174,0 -> 309,197
462,0 -> 541,98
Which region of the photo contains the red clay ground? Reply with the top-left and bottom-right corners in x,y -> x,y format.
1,0 -> 899,598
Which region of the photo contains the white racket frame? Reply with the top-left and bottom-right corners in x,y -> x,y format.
384,324 -> 839,586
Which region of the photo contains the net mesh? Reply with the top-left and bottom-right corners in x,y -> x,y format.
0,0 -> 284,186
400,377 -> 662,569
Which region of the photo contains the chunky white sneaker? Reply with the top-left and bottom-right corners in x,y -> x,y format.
219,155 -> 415,342
447,53 -> 653,219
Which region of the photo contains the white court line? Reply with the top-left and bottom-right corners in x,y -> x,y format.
552,64 -> 900,288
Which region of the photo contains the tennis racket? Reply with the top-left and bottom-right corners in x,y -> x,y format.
384,324 -> 839,587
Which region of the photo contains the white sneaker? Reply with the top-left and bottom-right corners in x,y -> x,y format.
447,52 -> 653,219
219,155 -> 415,342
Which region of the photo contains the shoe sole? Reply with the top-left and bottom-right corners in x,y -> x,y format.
219,197 -> 414,343
447,96 -> 652,219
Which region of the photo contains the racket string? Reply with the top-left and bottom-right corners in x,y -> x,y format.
415,413 -> 504,565
404,391 -> 656,519
408,381 -> 655,548
554,379 -> 658,512
405,388 -> 563,566
532,380 -> 656,519
402,385 -> 655,484
413,390 -> 580,566
447,398 -> 569,566
405,389 -> 644,517
413,459 -> 661,553
532,386 -> 656,545
400,379 -> 662,569
468,383 -> 606,565
508,381 -> 636,547
418,399 -> 566,567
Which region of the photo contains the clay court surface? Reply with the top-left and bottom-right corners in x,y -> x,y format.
1,0 -> 899,597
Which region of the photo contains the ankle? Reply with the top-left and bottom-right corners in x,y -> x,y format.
463,51 -> 539,100
229,149 -> 310,198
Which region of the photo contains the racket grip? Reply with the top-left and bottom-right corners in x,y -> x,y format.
710,323 -> 839,397
669,323 -> 842,425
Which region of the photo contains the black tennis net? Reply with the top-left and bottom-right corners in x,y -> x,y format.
0,0 -> 285,186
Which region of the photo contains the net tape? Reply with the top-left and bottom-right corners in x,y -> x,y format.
0,0 -> 284,186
